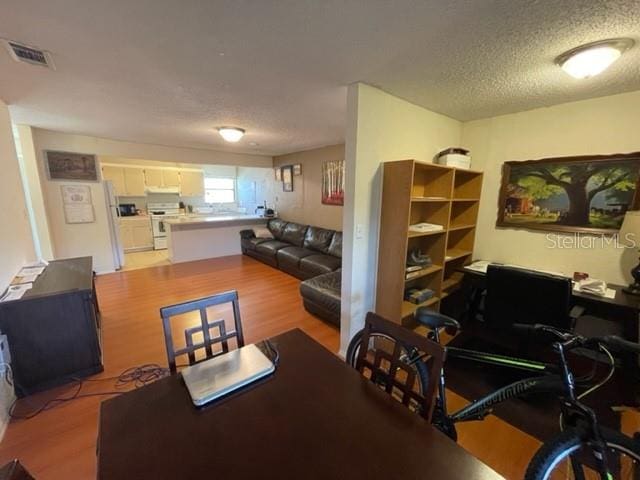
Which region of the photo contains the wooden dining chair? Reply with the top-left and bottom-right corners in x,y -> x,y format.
353,312 -> 445,422
160,290 -> 244,373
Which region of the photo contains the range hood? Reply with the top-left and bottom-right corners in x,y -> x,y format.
145,186 -> 180,194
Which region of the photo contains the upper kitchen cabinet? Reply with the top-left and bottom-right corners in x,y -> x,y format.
101,166 -> 126,195
144,168 -> 180,188
180,170 -> 205,196
123,167 -> 146,196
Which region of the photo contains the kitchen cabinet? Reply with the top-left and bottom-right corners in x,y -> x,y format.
180,170 -> 205,196
123,167 -> 146,196
144,168 -> 180,188
119,217 -> 153,252
102,166 -> 126,195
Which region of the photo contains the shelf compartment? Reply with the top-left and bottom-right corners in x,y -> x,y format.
407,232 -> 446,266
409,200 -> 450,231
408,229 -> 446,238
412,164 -> 454,199
442,271 -> 464,291
450,200 -> 479,229
401,296 -> 440,318
447,226 -> 476,252
411,197 -> 450,203
445,249 -> 472,262
448,224 -> 475,232
453,170 -> 483,200
404,264 -> 443,282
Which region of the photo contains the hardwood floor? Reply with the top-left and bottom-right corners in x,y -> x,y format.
0,255 -> 338,479
0,255 -> 637,479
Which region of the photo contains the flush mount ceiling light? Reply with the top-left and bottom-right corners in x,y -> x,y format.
217,127 -> 245,142
556,38 -> 634,79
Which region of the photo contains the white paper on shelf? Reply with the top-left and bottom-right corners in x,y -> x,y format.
17,266 -> 45,276
0,283 -> 33,302
11,274 -> 38,285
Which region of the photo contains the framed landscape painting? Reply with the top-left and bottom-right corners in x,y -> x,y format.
497,152 -> 640,234
45,150 -> 98,181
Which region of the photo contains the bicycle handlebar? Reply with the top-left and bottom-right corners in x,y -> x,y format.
512,323 -> 640,354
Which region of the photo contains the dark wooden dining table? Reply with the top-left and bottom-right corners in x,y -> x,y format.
97,328 -> 504,479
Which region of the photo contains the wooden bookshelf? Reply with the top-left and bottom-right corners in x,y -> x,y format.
375,160 -> 483,325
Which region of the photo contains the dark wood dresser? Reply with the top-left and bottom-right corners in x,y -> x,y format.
0,257 -> 103,396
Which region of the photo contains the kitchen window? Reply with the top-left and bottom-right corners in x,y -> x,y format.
204,177 -> 235,203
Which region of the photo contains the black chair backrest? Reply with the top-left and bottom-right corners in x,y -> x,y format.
353,312 -> 444,422
160,290 -> 244,373
485,265 -> 572,330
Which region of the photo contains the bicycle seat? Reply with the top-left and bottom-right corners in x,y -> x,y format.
415,308 -> 460,332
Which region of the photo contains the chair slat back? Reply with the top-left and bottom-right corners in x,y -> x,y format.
354,312 -> 445,422
160,290 -> 244,373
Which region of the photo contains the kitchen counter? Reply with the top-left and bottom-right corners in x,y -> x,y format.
165,215 -> 270,263
164,214 -> 266,231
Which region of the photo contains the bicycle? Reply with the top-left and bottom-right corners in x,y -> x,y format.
346,309 -> 640,479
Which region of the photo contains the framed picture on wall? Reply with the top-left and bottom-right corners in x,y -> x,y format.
321,159 -> 345,206
45,150 -> 98,181
274,167 -> 282,182
497,152 -> 640,234
293,164 -> 302,176
282,165 -> 293,192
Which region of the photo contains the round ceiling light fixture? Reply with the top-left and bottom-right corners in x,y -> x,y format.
556,38 -> 634,79
217,127 -> 245,142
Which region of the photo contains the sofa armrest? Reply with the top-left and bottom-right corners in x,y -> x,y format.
239,229 -> 255,239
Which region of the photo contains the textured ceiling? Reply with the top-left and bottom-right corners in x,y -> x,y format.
1,0 -> 639,155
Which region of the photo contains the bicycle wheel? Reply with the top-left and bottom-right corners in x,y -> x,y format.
345,329 -> 430,411
525,426 -> 640,479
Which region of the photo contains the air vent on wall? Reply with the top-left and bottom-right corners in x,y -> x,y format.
2,39 -> 54,69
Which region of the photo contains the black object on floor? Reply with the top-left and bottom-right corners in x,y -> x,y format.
444,333 -> 637,442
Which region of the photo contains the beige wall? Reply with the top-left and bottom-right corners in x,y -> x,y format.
273,144 -> 344,231
462,90 -> 640,285
341,83 -> 462,352
32,128 -> 272,168
0,101 -> 35,288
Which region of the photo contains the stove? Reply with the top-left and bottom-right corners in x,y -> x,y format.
148,202 -> 181,250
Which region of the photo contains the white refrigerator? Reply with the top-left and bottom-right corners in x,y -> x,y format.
104,181 -> 125,270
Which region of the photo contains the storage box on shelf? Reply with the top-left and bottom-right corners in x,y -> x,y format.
375,159 -> 482,326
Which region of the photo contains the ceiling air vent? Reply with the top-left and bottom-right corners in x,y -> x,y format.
2,39 -> 55,69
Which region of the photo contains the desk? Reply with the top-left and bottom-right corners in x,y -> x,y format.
458,266 -> 639,343
98,329 -> 503,480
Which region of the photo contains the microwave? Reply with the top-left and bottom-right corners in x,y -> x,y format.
118,203 -> 137,216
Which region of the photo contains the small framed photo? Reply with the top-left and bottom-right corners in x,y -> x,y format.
274,167 -> 282,182
293,164 -> 302,176
282,165 -> 293,192
45,150 -> 98,181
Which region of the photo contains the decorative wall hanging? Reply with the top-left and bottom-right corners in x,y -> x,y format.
497,152 -> 640,234
282,165 -> 293,192
293,164 -> 302,176
274,167 -> 282,182
45,150 -> 98,181
322,159 -> 345,206
61,184 -> 95,224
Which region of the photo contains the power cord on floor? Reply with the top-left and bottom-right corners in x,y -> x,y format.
9,363 -> 170,421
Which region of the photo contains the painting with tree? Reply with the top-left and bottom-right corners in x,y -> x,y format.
497,152 -> 640,234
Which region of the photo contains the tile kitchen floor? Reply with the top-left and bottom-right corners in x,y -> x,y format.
122,249 -> 171,271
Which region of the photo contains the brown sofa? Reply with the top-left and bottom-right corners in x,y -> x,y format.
240,219 -> 342,325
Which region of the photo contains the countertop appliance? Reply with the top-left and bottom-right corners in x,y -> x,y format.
118,203 -> 137,217
148,202 -> 181,250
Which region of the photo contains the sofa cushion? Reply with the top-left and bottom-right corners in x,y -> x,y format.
241,237 -> 269,251
277,246 -> 315,268
281,222 -> 308,247
327,232 -> 342,258
256,240 -> 290,256
300,254 -> 342,276
267,219 -> 288,240
253,226 -> 274,239
303,227 -> 335,253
